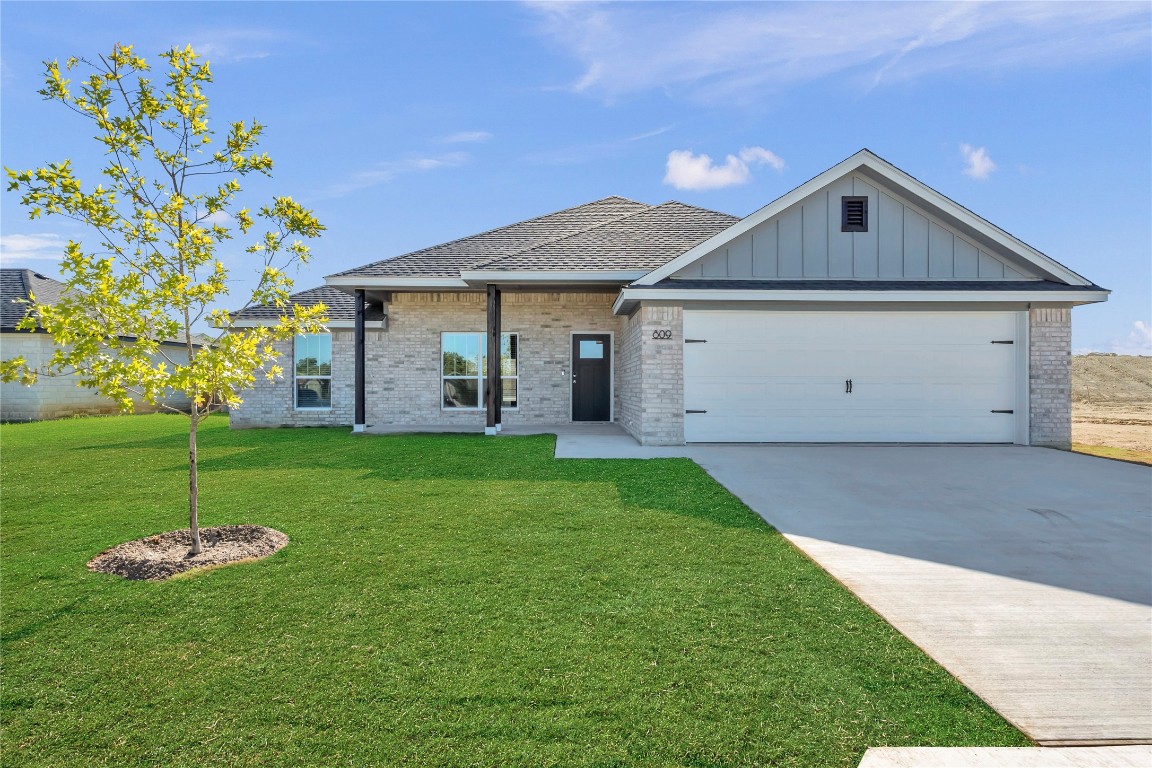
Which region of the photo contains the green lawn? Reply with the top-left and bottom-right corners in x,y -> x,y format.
1,415 -> 1028,766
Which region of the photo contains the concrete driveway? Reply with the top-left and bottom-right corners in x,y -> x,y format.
555,433 -> 1152,745
688,445 -> 1151,746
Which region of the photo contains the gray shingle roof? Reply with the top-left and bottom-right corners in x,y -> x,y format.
474,202 -> 740,272
1,269 -> 67,331
232,285 -> 383,322
329,196 -> 723,280
1,268 -> 213,345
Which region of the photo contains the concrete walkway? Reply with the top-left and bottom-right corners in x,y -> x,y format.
555,435 -> 1152,746
858,746 -> 1152,767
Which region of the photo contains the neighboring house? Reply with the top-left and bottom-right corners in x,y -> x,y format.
230,150 -> 1108,448
0,268 -> 202,421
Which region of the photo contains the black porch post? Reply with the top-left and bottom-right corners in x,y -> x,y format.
494,287 -> 502,432
353,288 -> 366,433
485,284 -> 501,435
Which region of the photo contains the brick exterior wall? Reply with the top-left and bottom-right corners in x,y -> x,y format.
618,304 -> 684,446
229,292 -> 625,428
1028,307 -> 1072,449
1,332 -> 194,422
229,330 -> 364,428
617,310 -> 642,439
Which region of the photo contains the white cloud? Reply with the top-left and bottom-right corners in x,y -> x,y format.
440,131 -> 493,144
526,2 -> 1150,103
960,143 -> 997,180
0,233 -> 68,264
202,210 -> 233,226
1112,320 -> 1152,356
524,126 -> 674,166
187,29 -> 288,63
664,146 -> 784,191
317,152 -> 470,198
626,126 -> 673,142
738,146 -> 786,172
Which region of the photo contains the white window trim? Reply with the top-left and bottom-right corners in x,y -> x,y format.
294,333 -> 333,411
440,331 -> 520,412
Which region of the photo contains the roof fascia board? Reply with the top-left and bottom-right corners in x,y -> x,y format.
326,276 -> 469,289
613,287 -> 1109,314
634,149 -> 1090,287
229,319 -> 387,330
851,162 -> 1089,285
460,269 -> 646,285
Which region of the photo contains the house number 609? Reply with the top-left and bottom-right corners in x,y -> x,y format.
651,329 -> 673,340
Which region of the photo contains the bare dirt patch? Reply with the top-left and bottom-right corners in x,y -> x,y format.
88,525 -> 288,581
1072,355 -> 1152,452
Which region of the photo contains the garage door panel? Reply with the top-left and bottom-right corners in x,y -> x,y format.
683,311 -> 1020,443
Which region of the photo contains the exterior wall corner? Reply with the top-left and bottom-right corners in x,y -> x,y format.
1028,307 -> 1072,450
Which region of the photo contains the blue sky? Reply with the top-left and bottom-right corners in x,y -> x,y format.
1,1 -> 1149,353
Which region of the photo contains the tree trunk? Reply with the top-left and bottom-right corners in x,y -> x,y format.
189,408 -> 202,555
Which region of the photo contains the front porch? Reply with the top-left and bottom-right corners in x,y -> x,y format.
361,421 -> 696,458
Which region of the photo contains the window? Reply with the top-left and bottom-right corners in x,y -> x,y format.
295,334 -> 332,409
841,196 -> 868,232
441,332 -> 518,410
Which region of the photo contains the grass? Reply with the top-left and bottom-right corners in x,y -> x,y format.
1072,442 -> 1152,466
1,415 -> 1029,766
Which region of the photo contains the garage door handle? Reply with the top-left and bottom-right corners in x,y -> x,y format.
991,409 -> 1014,414
685,409 -> 708,414
685,339 -> 707,344
990,340 -> 1014,344
845,379 -> 853,394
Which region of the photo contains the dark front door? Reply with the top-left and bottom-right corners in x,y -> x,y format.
572,334 -> 611,421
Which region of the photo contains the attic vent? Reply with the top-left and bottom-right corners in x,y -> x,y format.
841,196 -> 868,232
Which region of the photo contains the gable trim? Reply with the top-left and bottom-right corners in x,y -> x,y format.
634,150 -> 1090,287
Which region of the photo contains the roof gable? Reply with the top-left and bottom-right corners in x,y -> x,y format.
637,150 -> 1091,287
673,172 -> 1039,281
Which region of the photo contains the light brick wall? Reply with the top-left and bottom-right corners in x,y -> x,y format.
229,330 -> 363,428
1028,307 -> 1072,449
617,304 -> 685,445
229,292 -> 625,428
1,332 -> 194,422
617,310 -> 643,439
638,305 -> 684,445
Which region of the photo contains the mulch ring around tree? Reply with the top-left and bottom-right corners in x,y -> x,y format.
88,525 -> 288,581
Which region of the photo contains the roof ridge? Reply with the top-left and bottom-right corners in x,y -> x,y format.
326,196 -> 649,278
469,199 -> 671,270
658,200 -> 741,220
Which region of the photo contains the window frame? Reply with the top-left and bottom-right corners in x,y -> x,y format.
294,333 -> 333,411
440,331 -> 519,411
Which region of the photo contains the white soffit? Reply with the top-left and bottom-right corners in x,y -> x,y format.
612,288 -> 1109,315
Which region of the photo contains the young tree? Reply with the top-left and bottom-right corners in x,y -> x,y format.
2,44 -> 328,554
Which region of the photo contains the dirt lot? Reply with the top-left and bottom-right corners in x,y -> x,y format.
1072,355 -> 1152,452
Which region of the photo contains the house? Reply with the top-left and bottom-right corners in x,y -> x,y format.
229,150 -> 1108,449
0,268 -> 202,421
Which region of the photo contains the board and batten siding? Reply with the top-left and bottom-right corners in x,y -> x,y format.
674,174 -> 1038,281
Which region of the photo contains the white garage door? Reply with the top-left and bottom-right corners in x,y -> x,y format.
683,311 -> 1021,443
